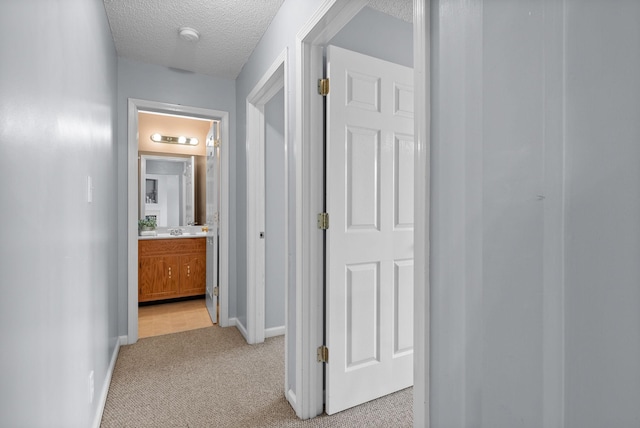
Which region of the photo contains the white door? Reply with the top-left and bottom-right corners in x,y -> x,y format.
205,123 -> 220,323
325,45 -> 414,415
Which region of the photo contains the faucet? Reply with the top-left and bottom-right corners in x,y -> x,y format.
169,228 -> 183,236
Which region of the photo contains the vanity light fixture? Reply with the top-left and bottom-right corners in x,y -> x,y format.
150,133 -> 199,145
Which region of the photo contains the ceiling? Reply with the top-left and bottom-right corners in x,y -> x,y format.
103,0 -> 412,79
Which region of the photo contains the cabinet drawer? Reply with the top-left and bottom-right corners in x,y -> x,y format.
139,238 -> 205,257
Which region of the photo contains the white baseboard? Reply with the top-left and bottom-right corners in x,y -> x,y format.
227,317 -> 238,327
265,325 -> 285,338
286,388 -> 297,411
233,318 -> 250,343
92,335 -> 125,428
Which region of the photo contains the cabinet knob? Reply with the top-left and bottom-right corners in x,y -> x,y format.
187,266 -> 191,277
168,267 -> 172,278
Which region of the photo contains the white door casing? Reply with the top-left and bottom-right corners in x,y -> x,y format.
246,49 -> 288,345
205,121 -> 220,323
294,0 -> 369,418
413,1 -> 431,426
325,45 -> 415,414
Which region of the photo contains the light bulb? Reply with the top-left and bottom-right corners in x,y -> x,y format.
189,138 -> 198,145
178,136 -> 187,144
151,133 -> 162,142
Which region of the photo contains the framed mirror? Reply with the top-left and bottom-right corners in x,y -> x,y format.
139,154 -> 204,226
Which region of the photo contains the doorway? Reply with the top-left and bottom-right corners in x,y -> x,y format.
126,99 -> 230,344
136,111 -> 216,338
293,0 -> 428,420
245,49 -> 288,345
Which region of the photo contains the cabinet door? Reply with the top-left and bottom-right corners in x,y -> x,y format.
179,253 -> 206,296
139,256 -> 180,302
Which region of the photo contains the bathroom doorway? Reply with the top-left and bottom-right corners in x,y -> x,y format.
127,98 -> 230,344
136,111 -> 216,338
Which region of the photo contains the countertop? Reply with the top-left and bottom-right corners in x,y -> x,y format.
138,232 -> 209,240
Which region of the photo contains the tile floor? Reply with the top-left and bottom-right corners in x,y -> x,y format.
138,298 -> 214,339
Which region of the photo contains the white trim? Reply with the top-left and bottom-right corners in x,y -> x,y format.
413,0 -> 430,427
287,388 -> 297,408
246,49 -> 289,346
234,318 -> 250,343
294,0 -> 368,419
127,99 -> 231,344
91,337 -> 124,428
227,317 -> 238,327
265,325 -> 286,338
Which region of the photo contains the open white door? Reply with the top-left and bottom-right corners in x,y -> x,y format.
325,45 -> 414,414
205,122 -> 220,323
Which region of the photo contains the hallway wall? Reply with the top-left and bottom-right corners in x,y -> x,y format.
329,6 -> 413,68
265,88 -> 286,331
563,1 -> 640,425
430,0 -> 640,427
0,0 -> 119,426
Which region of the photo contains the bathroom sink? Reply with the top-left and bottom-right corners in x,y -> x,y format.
152,231 -> 207,238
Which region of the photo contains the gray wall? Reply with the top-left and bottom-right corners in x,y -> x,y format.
265,88 -> 286,330
430,0 -> 640,427
330,7 -> 413,68
116,58 -> 237,333
0,0 -> 119,426
564,1 -> 640,426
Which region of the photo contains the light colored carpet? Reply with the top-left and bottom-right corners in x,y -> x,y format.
101,326 -> 412,427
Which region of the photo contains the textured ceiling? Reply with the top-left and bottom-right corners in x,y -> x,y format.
368,0 -> 413,23
103,0 -> 412,79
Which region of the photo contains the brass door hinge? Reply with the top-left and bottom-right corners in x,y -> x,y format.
213,286 -> 219,297
214,139 -> 221,148
318,78 -> 329,96
317,212 -> 329,230
317,345 -> 329,363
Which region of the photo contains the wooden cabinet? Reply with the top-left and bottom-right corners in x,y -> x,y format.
138,238 -> 206,303
139,255 -> 180,301
179,254 -> 206,295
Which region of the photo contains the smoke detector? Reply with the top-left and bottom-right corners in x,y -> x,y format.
178,27 -> 200,42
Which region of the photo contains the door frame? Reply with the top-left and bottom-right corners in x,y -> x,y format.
127,99 -> 230,343
245,48 -> 288,346
412,1 -> 430,425
294,0 -> 368,419
295,0 -> 429,423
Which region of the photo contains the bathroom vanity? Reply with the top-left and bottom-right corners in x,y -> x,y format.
138,236 -> 206,302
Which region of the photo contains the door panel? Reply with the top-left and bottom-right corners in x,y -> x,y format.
346,127 -> 380,230
325,45 -> 414,415
394,259 -> 414,355
138,255 -> 179,302
394,134 -> 415,229
346,262 -> 379,368
179,253 -> 206,296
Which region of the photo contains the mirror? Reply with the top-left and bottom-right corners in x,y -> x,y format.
139,154 -> 206,226
137,110 -> 212,227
